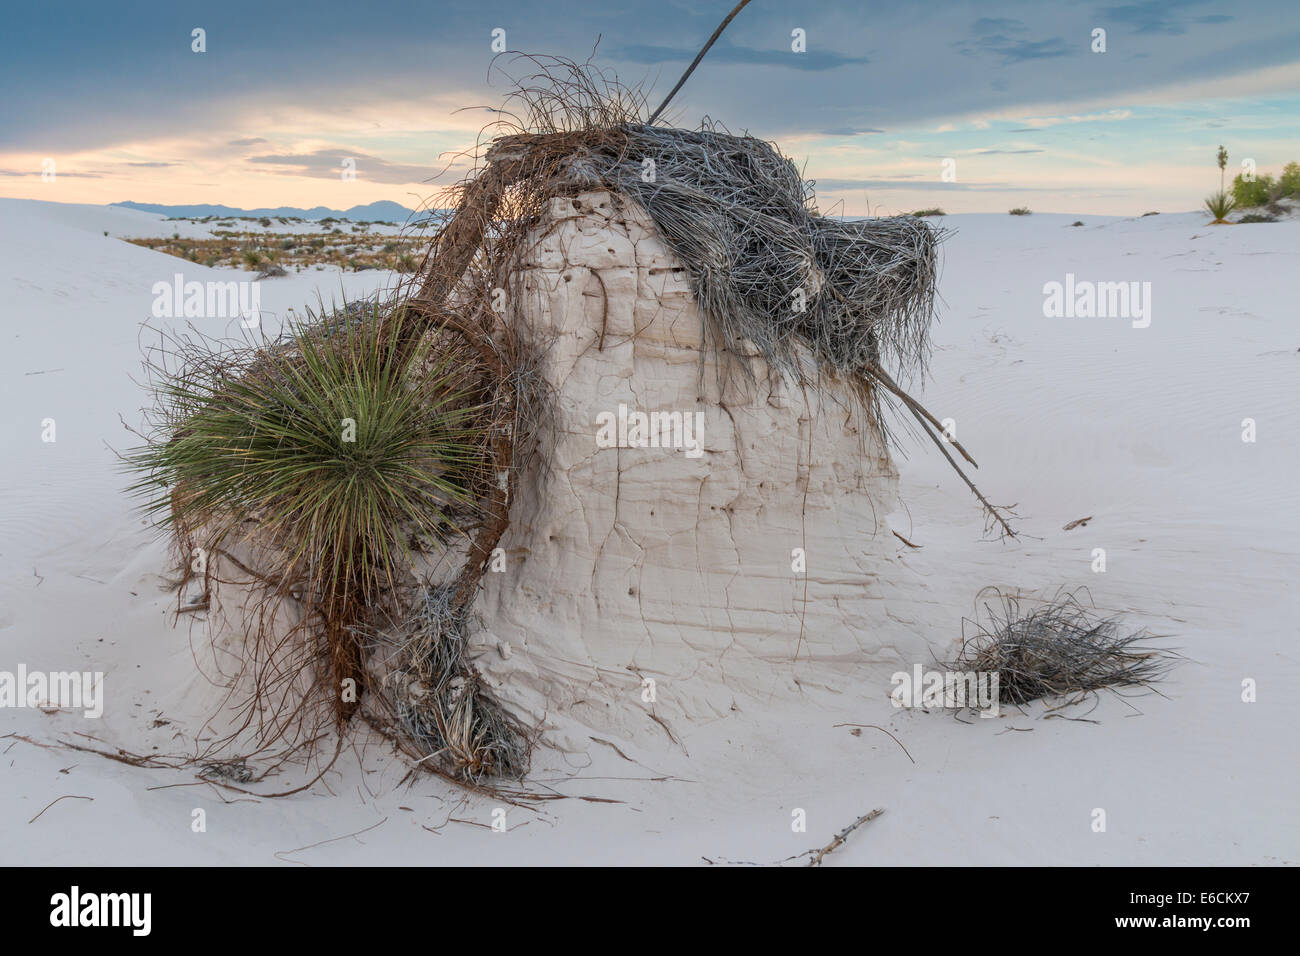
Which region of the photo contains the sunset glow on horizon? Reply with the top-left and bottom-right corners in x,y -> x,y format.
3,1 -> 1297,216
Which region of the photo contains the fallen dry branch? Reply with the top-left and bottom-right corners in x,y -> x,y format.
28,794 -> 94,824
892,530 -> 922,549
806,808 -> 886,866
911,404 -> 1017,538
833,724 -> 915,764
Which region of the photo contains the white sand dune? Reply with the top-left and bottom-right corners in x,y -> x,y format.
2,197 -> 1296,865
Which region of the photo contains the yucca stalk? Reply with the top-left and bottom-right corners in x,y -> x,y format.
127,302 -> 488,725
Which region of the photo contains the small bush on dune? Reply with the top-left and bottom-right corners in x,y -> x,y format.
1237,213 -> 1277,224
1280,161 -> 1300,197
911,208 -> 945,217
1232,162 -> 1300,208
1008,207 -> 1031,216
1204,190 -> 1236,223
126,305 -> 489,731
1232,173 -> 1274,207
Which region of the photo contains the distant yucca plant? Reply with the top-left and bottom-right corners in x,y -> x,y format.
126,302 -> 488,726
1204,190 -> 1236,223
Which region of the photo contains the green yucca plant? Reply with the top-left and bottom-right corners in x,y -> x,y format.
126,303 -> 488,725
1204,190 -> 1236,223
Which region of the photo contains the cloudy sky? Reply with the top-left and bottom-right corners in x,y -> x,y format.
2,0 -> 1297,214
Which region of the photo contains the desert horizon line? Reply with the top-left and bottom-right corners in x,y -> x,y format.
0,194 -> 1221,220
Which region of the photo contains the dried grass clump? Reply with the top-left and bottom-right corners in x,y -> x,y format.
609,125 -> 942,394
405,52 -> 943,454
424,55 -> 1012,534
382,584 -> 530,782
949,591 -> 1178,711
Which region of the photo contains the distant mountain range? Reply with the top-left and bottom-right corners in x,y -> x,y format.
112,200 -> 422,223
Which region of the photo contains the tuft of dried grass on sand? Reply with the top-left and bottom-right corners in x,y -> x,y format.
949,589 -> 1179,713
376,583 -> 531,783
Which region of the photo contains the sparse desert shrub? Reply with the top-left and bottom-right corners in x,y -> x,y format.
1231,173 -> 1274,207
1279,161 -> 1300,197
1070,221 -> 1084,227
1204,190 -> 1236,223
396,252 -> 418,272
240,249 -> 263,268
258,217 -> 272,227
1141,210 -> 1159,216
911,208 -> 945,217
125,304 -> 489,730
1237,213 -> 1277,223
1009,207 -> 1031,215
